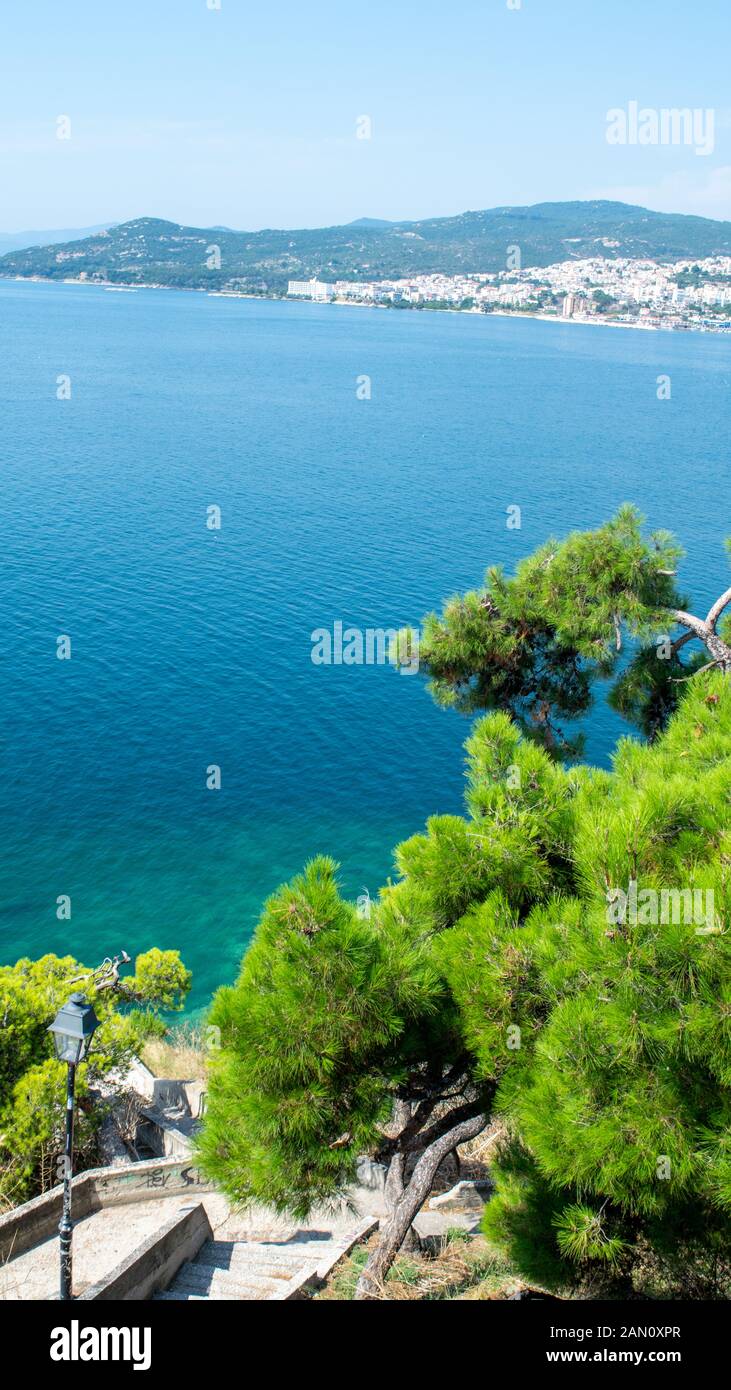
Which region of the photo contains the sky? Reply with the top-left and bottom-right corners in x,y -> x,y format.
1,0 -> 730,232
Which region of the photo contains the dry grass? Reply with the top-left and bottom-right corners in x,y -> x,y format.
318,1229 -> 520,1302
142,1022 -> 209,1080
386,1234 -> 516,1301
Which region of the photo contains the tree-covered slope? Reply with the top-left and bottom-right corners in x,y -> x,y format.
3,201 -> 731,292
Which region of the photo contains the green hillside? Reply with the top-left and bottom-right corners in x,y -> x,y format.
2,201 -> 730,293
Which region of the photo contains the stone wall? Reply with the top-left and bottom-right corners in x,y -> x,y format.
0,1157 -> 215,1264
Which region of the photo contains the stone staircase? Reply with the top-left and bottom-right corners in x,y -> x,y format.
153,1221 -> 377,1301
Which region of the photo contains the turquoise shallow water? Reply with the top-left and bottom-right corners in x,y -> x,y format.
1,280 -> 729,1011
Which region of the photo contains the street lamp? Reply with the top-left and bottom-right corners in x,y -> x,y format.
48,992 -> 100,1301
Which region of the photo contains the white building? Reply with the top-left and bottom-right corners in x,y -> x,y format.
287,279 -> 334,301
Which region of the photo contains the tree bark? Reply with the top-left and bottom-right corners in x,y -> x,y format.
705,631 -> 731,674
670,605 -> 731,675
384,1152 -> 421,1254
705,586 -> 731,635
354,1109 -> 487,1300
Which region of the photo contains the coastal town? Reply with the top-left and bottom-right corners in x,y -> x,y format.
287,254 -> 731,332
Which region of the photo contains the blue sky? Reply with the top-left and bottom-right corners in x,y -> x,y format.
1,0 -> 730,230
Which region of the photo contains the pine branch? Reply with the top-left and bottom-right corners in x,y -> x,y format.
706,586 -> 731,634
670,659 -> 720,683
669,609 -> 709,641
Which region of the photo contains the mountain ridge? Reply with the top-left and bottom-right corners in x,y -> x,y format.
2,201 -> 730,293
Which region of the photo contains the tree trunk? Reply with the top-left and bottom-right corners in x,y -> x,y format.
354,1110 -> 487,1300
384,1152 -> 421,1254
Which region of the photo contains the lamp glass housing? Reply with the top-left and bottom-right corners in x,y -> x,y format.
48,993 -> 100,1065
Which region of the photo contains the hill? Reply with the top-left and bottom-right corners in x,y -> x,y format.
0,223 -> 115,254
2,202 -> 730,293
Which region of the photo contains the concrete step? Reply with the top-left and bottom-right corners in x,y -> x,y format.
167,1277 -> 282,1301
199,1241 -> 343,1272
184,1260 -> 302,1290
201,1239 -> 309,1261
169,1267 -> 289,1300
167,1282 -> 276,1301
201,1245 -> 341,1267
192,1259 -> 310,1287
153,1217 -> 379,1302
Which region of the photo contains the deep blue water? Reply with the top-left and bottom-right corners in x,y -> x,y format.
1,280 -> 729,1010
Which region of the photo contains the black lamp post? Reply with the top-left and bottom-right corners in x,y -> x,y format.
48,992 -> 100,1301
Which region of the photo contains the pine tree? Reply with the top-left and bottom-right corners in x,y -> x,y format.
478,673 -> 731,1296
199,514 -> 731,1298
411,506 -> 731,749
196,715 -> 577,1296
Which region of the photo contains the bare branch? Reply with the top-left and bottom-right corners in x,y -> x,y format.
670,610 -> 709,642
671,660 -> 720,684
706,587 -> 731,634
403,1097 -> 483,1154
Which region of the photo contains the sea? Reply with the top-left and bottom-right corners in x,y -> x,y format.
1,279 -> 729,1011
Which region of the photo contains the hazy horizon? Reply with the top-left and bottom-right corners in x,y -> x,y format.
2,0 -> 731,230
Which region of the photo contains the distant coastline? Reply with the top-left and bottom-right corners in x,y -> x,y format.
3,203 -> 731,340
4,272 -> 730,336
4,202 -> 731,335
